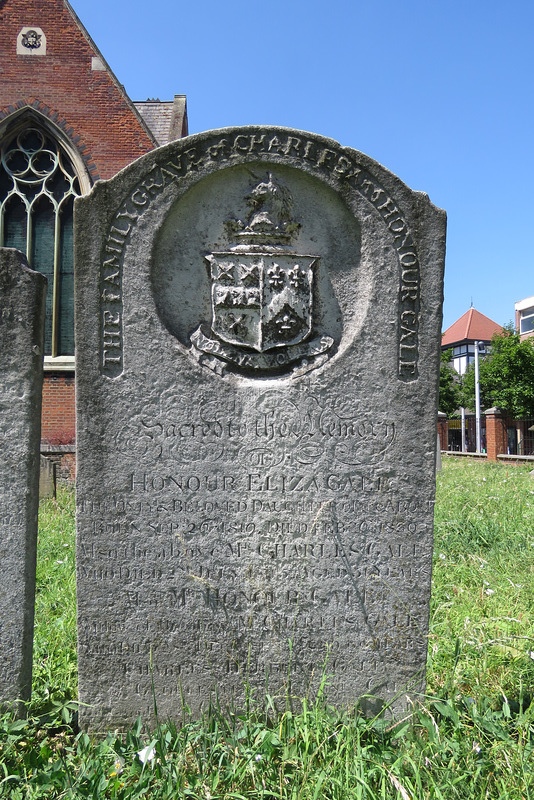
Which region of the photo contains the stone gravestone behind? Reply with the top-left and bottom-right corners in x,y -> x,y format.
75,127 -> 445,731
39,456 -> 56,499
0,248 -> 46,710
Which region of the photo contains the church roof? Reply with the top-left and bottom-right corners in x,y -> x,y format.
134,96 -> 188,145
0,0 -> 188,180
442,308 -> 504,347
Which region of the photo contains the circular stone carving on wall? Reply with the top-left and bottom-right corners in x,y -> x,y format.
151,163 -> 366,378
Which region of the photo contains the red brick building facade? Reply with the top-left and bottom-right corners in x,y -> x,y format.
0,0 -> 187,473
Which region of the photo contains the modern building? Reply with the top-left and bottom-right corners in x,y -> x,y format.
441,306 -> 503,375
441,307 -> 504,452
0,0 -> 187,476
515,296 -> 534,340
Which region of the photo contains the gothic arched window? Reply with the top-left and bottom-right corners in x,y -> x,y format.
0,125 -> 82,356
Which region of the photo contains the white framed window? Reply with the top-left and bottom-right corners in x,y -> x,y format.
520,307 -> 534,335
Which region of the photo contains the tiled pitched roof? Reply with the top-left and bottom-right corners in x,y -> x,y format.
134,96 -> 188,146
134,102 -> 173,145
442,308 -> 504,347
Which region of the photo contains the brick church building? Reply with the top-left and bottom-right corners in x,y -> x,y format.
0,0 -> 188,476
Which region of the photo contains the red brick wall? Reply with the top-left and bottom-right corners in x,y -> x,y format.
1,0 -> 162,454
0,0 -> 156,180
485,409 -> 507,462
41,372 -> 75,445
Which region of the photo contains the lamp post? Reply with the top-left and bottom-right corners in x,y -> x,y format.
474,340 -> 481,453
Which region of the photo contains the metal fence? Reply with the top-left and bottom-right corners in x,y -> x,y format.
447,416 -> 486,453
446,415 -> 534,456
506,418 -> 534,456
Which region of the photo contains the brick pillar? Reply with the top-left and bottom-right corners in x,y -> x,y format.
485,407 -> 507,461
437,412 -> 448,451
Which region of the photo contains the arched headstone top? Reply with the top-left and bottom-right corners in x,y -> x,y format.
79,126 -> 445,382
75,126 -> 446,731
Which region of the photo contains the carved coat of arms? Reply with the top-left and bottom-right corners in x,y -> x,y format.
191,175 -> 333,373
21,30 -> 42,49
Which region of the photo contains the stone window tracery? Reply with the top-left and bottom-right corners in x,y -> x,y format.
0,126 -> 81,356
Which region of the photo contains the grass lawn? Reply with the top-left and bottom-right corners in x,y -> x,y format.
1,458 -> 533,798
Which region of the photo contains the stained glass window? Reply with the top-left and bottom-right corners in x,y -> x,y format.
0,126 -> 80,356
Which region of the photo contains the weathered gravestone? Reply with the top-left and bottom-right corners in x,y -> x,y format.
75,126 -> 446,731
39,456 -> 56,499
0,248 -> 46,711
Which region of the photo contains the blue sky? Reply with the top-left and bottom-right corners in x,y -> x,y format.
73,0 -> 534,332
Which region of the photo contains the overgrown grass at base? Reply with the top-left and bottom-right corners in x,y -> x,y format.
0,459 -> 533,798
430,458 -> 534,708
32,489 -> 77,715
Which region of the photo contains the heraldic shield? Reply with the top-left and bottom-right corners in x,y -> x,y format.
190,173 -> 333,374
207,252 -> 316,352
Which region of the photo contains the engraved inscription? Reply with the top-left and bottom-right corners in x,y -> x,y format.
120,392 -> 396,468
99,129 -> 420,381
78,126 -> 443,729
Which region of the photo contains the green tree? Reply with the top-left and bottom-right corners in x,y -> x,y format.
439,349 -> 462,416
461,327 -> 534,417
